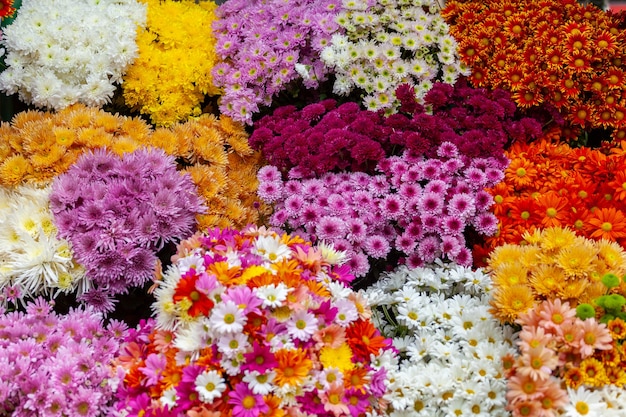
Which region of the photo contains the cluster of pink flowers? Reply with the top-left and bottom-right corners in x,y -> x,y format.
212,0 -> 342,124
0,298 -> 127,416
49,147 -> 205,312
257,142 -> 504,279
504,299 -> 615,417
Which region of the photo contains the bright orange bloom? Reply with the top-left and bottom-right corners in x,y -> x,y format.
607,170 -> 626,202
345,319 -> 391,360
536,192 -> 570,228
0,0 -> 15,18
586,207 -> 626,241
273,348 -> 313,387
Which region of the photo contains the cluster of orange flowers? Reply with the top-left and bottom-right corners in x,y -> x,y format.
475,138 -> 626,262
147,116 -> 271,230
443,0 -> 626,141
0,104 -> 154,186
0,104 -> 268,229
487,227 -> 626,323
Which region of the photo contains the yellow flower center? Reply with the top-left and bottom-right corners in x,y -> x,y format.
602,222 -> 613,232
575,401 -> 589,415
546,208 -> 557,218
242,395 -> 256,409
516,168 -> 527,177
224,313 -> 235,324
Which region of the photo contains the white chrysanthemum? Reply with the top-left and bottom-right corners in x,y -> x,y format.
151,266 -> 180,331
195,370 -> 227,403
0,0 -> 147,110
0,185 -> 87,302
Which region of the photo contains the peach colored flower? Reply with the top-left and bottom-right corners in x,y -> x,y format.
537,299 -> 576,334
517,346 -> 559,381
577,318 -> 613,358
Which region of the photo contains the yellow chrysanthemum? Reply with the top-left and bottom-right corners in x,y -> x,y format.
487,244 -> 525,270
319,343 -> 355,373
122,0 -> 221,126
491,262 -> 530,287
0,155 -> 31,186
597,239 -> 626,272
537,227 -> 579,253
555,240 -> 598,278
529,264 -> 568,297
490,284 -> 537,323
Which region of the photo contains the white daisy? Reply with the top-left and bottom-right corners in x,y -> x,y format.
252,235 -> 291,263
563,387 -> 607,417
242,370 -> 276,395
209,300 -> 246,334
195,370 -> 227,403
254,283 -> 290,308
217,332 -> 249,358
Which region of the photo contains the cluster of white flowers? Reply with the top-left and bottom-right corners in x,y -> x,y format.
0,186 -> 88,305
362,260 -> 516,417
319,0 -> 468,113
0,0 -> 146,110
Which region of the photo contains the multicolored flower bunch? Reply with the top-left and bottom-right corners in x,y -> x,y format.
0,185 -> 86,305
145,115 -> 270,231
0,0 -> 15,19
320,0 -> 468,113
250,80 -> 541,178
257,142 -> 504,278
480,138 -> 626,258
361,260 -> 516,417
115,226 -> 393,416
502,296 -> 626,416
0,298 -> 128,417
487,227 -> 626,324
0,105 -> 155,187
122,0 -> 221,126
442,0 -> 626,141
49,147 -> 205,312
0,0 -> 146,110
212,0 -> 342,124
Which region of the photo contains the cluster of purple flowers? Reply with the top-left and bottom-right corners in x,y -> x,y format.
250,80 -> 542,178
49,147 -> 205,312
257,141 -> 506,277
0,298 -> 127,416
212,0 -> 342,124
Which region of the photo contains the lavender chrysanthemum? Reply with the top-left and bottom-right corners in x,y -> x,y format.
50,147 -> 205,310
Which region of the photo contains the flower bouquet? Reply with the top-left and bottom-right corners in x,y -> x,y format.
0,298 -> 128,416
320,0 -> 468,113
487,226 -> 626,415
477,138 -> 626,262
443,0 -> 626,143
212,0 -> 342,124
115,226 -> 394,416
0,0 -> 146,110
49,147 -> 205,312
361,260 -> 516,416
0,185 -> 86,305
121,0 -> 222,126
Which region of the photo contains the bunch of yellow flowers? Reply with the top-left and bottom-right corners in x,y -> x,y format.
488,226 -> 626,323
122,0 -> 222,126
